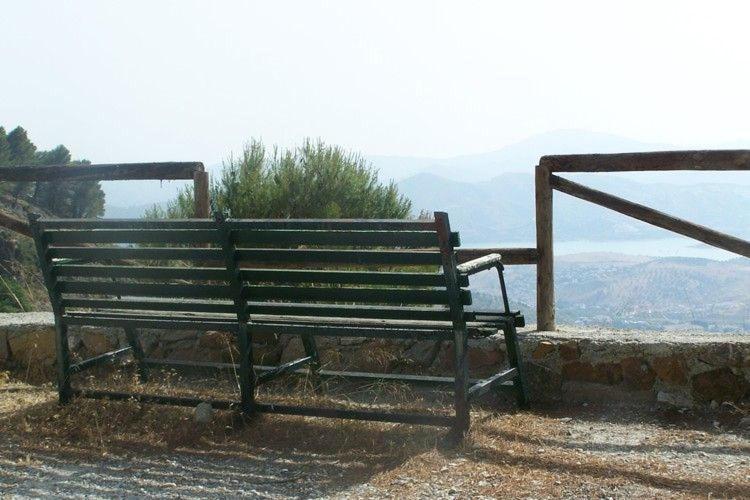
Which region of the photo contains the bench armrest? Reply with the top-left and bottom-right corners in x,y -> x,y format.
458,253 -> 512,314
456,253 -> 502,275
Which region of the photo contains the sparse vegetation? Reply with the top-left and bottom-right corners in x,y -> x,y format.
0,275 -> 31,313
0,125 -> 108,311
147,139 -> 412,219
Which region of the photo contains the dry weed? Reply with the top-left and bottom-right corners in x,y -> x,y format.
1,367 -> 748,498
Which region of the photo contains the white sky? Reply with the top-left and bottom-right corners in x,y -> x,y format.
2,0 -> 750,164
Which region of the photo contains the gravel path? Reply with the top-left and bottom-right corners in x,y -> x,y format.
339,405 -> 750,499
0,440 -> 348,498
0,384 -> 748,499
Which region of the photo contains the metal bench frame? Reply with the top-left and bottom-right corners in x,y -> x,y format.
30,212 -> 527,436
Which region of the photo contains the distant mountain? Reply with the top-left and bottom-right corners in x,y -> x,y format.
371,129 -> 669,182
104,203 -> 161,218
101,162 -> 223,212
100,129 -> 750,215
469,253 -> 750,332
397,172 -> 750,244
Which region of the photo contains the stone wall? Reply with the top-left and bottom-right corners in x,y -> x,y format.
523,328 -> 749,408
1,313 -> 747,408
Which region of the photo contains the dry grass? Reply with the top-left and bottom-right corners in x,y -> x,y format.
368,412 -> 750,499
1,368 -> 749,498
0,367 -> 446,466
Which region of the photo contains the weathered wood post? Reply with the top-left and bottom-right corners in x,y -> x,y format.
193,169 -> 210,218
535,159 -> 555,331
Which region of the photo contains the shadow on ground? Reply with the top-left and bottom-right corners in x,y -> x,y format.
1,382 -> 748,498
0,385 -> 443,497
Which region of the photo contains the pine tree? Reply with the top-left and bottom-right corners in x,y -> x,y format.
32,145 -> 71,209
0,128 -> 11,195
6,127 -> 37,198
0,125 -> 105,218
0,127 -> 10,165
59,160 -> 105,218
6,127 -> 36,164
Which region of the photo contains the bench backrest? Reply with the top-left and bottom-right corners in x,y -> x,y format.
225,218 -> 470,323
31,218 -> 236,321
30,214 -> 470,325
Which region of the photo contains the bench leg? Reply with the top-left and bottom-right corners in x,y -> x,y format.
300,333 -> 322,390
238,324 -> 255,416
452,326 -> 470,436
502,323 -> 529,409
54,321 -> 72,405
124,327 -> 149,383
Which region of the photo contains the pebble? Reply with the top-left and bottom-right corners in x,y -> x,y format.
193,402 -> 214,423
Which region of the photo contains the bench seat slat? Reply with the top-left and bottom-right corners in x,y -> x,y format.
62,315 -> 238,331
239,268 -> 460,286
53,265 -> 228,281
231,230 -> 439,247
47,247 -> 224,261
245,302 -> 453,321
241,285 -> 471,305
58,281 -> 231,299
61,313 -> 450,339
57,280 -> 469,304
250,322 -> 453,340
45,229 -> 218,245
61,298 -> 236,314
62,310 -> 505,333
234,248 -> 442,265
50,265 -> 461,287
60,298 -> 454,321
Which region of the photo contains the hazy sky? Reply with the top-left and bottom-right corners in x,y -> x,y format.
2,0 -> 750,164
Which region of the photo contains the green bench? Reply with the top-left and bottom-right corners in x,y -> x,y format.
30,212 -> 527,435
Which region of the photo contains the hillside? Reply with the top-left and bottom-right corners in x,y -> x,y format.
397,172 -> 750,244
469,254 -> 750,332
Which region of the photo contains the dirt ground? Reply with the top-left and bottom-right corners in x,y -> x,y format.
0,374 -> 748,499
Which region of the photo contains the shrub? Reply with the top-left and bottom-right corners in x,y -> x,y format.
147,139 -> 412,219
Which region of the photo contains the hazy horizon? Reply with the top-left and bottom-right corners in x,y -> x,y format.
3,1 -> 750,167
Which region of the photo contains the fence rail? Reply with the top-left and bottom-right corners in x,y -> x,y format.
0,162 -> 210,235
0,162 -> 204,181
2,153 -> 747,334
535,150 -> 750,331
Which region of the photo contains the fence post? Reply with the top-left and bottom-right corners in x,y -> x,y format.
193,170 -> 210,218
535,160 -> 555,331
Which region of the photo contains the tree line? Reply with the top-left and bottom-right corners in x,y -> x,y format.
0,125 -> 105,218
0,127 -> 413,221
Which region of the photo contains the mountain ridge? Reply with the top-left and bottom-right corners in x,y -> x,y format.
396,171 -> 750,245
102,129 -> 750,217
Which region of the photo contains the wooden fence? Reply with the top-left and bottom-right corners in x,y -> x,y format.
2,153 -> 748,333
0,162 -> 210,236
535,150 -> 750,331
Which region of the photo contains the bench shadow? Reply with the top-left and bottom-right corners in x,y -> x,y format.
0,392 -> 441,497
534,401 -> 747,433
462,442 -> 750,498
456,403 -> 750,498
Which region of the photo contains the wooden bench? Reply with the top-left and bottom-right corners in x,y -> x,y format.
29,212 -> 527,435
